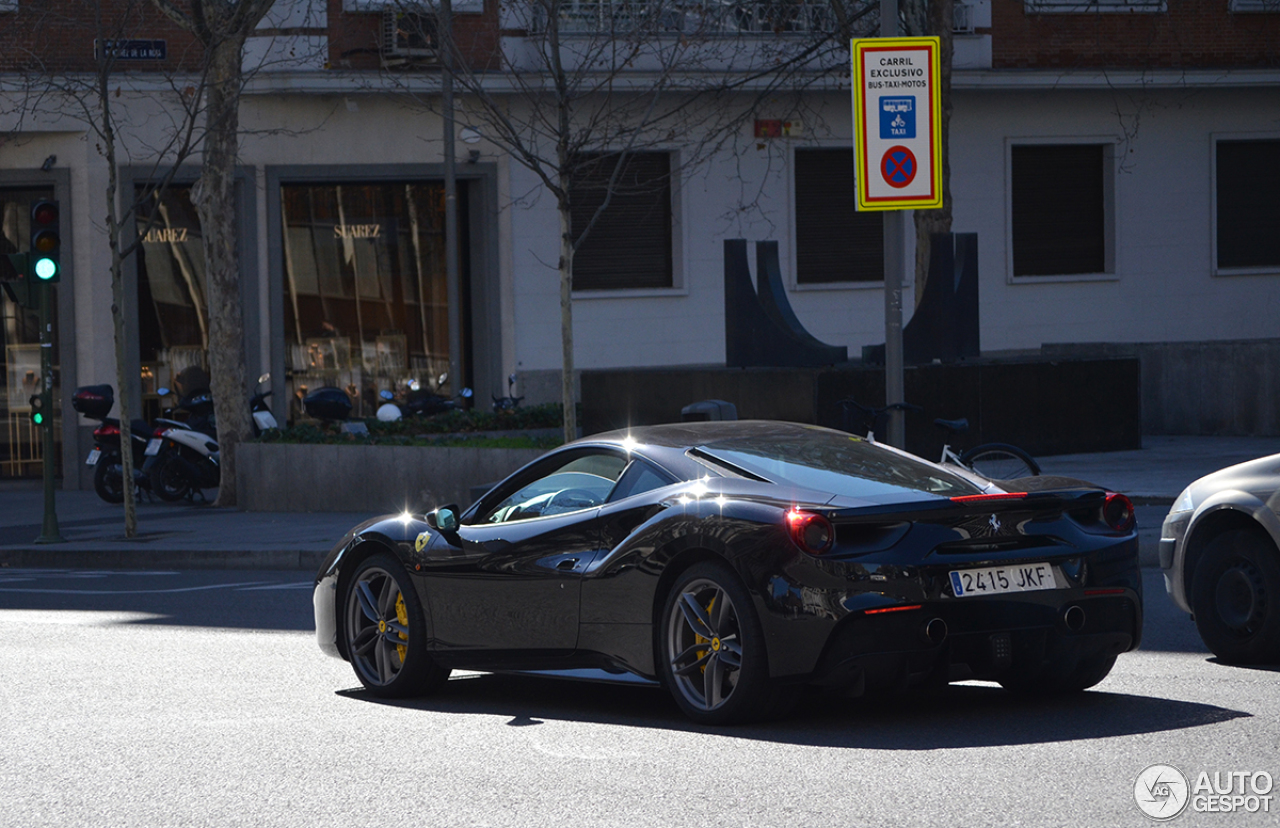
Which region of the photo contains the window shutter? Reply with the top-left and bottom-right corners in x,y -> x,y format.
1217,140 -> 1280,269
1011,144 -> 1105,277
571,153 -> 673,290
795,149 -> 883,283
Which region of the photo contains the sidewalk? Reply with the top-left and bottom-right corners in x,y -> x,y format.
1,435 -> 1277,571
0,485 -> 372,571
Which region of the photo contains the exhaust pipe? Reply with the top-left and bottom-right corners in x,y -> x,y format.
1063,605 -> 1086,632
924,617 -> 948,645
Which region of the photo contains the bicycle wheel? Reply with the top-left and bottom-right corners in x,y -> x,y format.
959,443 -> 1041,480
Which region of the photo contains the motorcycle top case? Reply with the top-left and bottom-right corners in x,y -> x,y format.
303,386 -> 353,421
72,385 -> 114,419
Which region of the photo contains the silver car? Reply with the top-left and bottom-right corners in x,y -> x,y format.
1161,454 -> 1280,663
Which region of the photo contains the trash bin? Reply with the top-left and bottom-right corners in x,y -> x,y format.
681,400 -> 737,422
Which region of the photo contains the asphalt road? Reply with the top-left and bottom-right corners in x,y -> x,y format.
1,568 -> 1277,828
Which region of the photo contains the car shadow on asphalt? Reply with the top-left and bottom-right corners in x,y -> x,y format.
336,672 -> 1250,750
1206,658 -> 1280,673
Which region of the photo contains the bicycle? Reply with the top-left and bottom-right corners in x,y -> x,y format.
837,398 -> 1041,481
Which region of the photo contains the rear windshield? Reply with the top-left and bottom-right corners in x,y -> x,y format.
696,430 -> 980,499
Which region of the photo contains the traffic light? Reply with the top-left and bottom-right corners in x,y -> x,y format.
29,199 -> 60,282
29,393 -> 45,426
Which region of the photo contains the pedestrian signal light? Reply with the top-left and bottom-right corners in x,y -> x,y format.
30,200 -> 60,282
30,394 -> 45,426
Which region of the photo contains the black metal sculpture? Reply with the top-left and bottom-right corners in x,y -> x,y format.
724,239 -> 848,368
863,232 -> 980,365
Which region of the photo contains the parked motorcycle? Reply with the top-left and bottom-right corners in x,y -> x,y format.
250,373 -> 279,437
71,384 -> 153,504
492,373 -> 523,412
144,374 -> 278,502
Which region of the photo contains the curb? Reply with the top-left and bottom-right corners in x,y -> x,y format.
0,549 -> 326,571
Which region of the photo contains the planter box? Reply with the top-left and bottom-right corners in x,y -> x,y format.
236,442 -> 544,513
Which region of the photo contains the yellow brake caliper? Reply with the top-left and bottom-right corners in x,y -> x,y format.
394,591 -> 409,663
694,595 -> 716,674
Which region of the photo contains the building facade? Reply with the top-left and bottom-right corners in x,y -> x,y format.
1,0 -> 1278,484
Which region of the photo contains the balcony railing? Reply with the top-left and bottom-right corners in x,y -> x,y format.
532,0 -> 841,34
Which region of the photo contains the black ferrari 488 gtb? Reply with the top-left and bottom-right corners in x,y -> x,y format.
314,420 -> 1141,724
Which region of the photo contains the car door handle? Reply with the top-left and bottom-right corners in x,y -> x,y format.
555,557 -> 580,571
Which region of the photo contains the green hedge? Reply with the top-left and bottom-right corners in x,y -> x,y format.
255,403 -> 566,448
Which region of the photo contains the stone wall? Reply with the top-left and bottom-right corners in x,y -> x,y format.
236,443 -> 544,513
1043,340 -> 1280,437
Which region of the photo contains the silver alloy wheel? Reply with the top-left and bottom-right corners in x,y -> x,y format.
345,565 -> 412,687
666,577 -> 744,712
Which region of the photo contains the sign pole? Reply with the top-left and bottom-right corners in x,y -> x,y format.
880,0 -> 906,449
852,26 -> 941,450
35,281 -> 64,544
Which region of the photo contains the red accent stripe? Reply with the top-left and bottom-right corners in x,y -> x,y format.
949,493 -> 1028,503
864,604 -> 923,615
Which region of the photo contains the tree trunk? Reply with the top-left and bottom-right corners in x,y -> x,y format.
195,36 -> 251,507
913,0 -> 954,306
100,77 -> 139,537
558,199 -> 576,444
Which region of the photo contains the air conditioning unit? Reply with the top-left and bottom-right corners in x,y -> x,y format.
952,2 -> 975,33
382,11 -> 438,60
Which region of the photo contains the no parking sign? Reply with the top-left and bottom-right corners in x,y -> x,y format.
851,37 -> 942,211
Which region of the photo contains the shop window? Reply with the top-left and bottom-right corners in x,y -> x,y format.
1010,144 -> 1108,278
795,149 -> 883,284
280,182 -> 462,420
135,186 -> 208,399
570,152 -> 673,291
1216,138 -> 1280,271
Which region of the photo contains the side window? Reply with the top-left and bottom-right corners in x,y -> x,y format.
482,451 -> 628,523
608,459 -> 677,503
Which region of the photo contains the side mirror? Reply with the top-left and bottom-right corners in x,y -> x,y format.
427,506 -> 459,532
258,373 -> 271,384
460,387 -> 473,399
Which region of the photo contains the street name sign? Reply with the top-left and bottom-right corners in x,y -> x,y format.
851,36 -> 942,211
94,39 -> 168,61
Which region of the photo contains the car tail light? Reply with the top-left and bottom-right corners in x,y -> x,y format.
787,509 -> 834,555
1103,492 -> 1136,532
864,604 -> 922,615
93,423 -> 120,439
950,492 -> 1028,503
153,426 -> 169,438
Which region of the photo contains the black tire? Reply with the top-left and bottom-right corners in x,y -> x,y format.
999,652 -> 1117,696
343,553 -> 449,697
658,560 -> 790,725
149,454 -> 191,502
960,443 -> 1041,480
1191,529 -> 1280,665
93,454 -> 125,504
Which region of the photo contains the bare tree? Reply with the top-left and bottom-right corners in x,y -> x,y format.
10,0 -> 206,536
150,0 -> 277,507
388,0 -> 877,442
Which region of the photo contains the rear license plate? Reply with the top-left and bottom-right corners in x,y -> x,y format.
85,448 -> 101,465
950,563 -> 1059,597
145,438 -> 162,456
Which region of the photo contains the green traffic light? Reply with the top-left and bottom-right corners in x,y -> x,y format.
34,257 -> 57,280
32,411 -> 44,425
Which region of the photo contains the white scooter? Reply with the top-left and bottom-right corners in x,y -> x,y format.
143,374 -> 277,502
